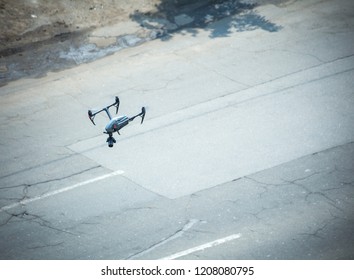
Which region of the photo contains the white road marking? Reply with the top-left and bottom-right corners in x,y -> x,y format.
128,219 -> 199,260
0,170 -> 124,213
159,233 -> 242,260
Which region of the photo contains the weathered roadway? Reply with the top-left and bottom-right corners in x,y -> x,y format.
0,0 -> 353,259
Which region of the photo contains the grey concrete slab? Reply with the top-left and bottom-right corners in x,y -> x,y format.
129,142 -> 354,260
70,60 -> 354,198
3,141 -> 351,260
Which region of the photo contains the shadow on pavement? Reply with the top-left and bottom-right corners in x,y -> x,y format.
130,0 -> 281,39
0,0 -> 282,87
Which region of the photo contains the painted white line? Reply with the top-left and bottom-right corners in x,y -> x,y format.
128,219 -> 199,260
159,233 -> 242,260
0,170 -> 124,213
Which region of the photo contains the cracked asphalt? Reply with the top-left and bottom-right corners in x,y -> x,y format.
1,0 -> 354,259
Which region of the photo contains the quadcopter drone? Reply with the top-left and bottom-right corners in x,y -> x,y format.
88,96 -> 146,147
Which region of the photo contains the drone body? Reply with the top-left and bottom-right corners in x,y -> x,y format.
88,97 -> 146,147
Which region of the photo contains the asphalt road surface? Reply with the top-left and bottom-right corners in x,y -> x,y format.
1,0 -> 354,260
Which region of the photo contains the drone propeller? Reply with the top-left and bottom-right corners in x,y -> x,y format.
141,107 -> 146,124
88,110 -> 96,125
114,96 -> 120,114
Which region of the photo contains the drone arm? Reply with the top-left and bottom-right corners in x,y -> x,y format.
88,96 -> 120,125
103,96 -> 120,113
129,107 -> 146,124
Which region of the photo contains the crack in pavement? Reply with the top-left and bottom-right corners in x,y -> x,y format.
23,212 -> 76,236
262,48 -> 326,63
281,177 -> 345,213
0,154 -> 75,181
0,165 -> 102,215
298,216 -> 336,240
63,206 -> 159,234
0,165 -> 101,191
126,219 -> 200,260
0,209 -> 76,237
244,167 -> 347,211
340,180 -> 354,187
27,241 -> 64,250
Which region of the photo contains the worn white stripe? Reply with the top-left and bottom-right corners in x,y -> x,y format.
128,219 -> 199,260
0,170 -> 124,213
159,233 -> 242,260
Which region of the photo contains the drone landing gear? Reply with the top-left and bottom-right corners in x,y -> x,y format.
106,133 -> 116,148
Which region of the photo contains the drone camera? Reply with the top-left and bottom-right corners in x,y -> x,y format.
106,136 -> 116,148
